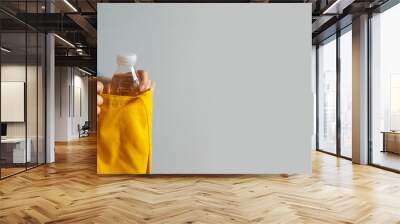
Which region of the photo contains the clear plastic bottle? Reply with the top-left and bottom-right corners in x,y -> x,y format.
110,54 -> 141,96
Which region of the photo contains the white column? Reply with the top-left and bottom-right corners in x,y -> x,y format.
46,33 -> 55,163
352,14 -> 369,164
45,0 -> 56,163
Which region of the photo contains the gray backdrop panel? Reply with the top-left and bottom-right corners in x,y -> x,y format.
98,3 -> 312,174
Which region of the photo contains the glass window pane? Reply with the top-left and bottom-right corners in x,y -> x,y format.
371,4 -> 400,171
38,33 -> 46,165
27,31 -> 38,169
26,0 -> 40,170
318,37 -> 337,154
0,0 -> 46,179
340,29 -> 352,158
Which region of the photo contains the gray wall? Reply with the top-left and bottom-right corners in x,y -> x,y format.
98,3 -> 312,174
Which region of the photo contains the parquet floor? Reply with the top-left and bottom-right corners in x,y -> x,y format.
1,136 -> 400,223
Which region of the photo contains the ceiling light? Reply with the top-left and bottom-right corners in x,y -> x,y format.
78,67 -> 93,76
1,47 -> 11,53
54,34 -> 75,48
63,0 -> 78,12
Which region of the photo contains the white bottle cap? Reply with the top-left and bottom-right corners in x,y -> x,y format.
117,53 -> 137,66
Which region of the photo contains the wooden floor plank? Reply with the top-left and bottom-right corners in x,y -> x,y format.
1,136 -> 400,223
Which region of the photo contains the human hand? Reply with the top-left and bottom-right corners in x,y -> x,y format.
97,70 -> 155,115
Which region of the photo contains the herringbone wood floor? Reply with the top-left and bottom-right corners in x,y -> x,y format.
1,136 -> 400,224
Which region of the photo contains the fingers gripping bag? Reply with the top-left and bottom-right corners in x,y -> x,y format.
97,54 -> 153,174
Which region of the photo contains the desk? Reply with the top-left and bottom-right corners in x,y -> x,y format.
382,131 -> 400,154
1,138 -> 31,163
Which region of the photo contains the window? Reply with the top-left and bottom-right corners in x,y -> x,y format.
339,28 -> 352,158
318,36 -> 337,154
0,1 -> 47,179
371,3 -> 400,171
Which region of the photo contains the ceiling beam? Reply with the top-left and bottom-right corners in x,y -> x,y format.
322,0 -> 356,14
66,14 -> 97,36
55,55 -> 96,69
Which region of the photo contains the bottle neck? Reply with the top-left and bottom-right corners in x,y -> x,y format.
116,64 -> 139,81
116,64 -> 134,72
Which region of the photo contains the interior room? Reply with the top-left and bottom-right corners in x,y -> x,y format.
0,18 -> 46,178
1,0 -> 400,223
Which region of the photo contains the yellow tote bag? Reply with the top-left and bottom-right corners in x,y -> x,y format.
97,91 -> 153,174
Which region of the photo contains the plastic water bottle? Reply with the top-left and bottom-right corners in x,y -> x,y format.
110,53 -> 141,96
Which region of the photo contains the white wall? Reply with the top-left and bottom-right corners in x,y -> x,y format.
1,65 -> 26,140
1,65 -> 39,137
71,72 -> 89,138
1,65 -> 27,143
54,67 -> 89,141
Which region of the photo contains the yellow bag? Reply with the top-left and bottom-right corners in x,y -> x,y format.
97,91 -> 153,174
